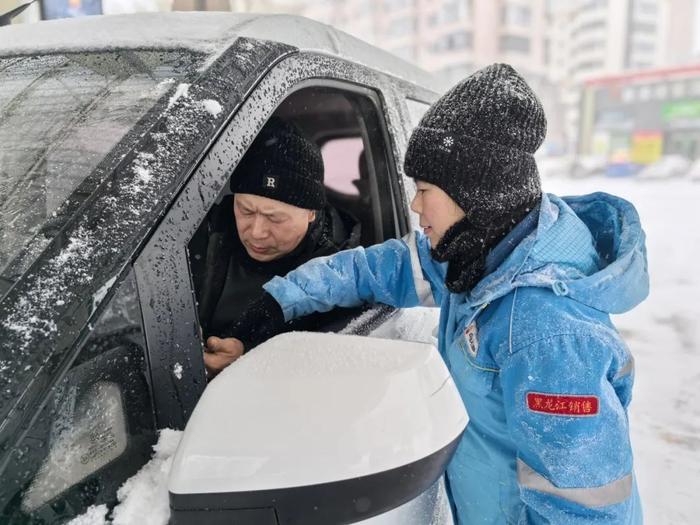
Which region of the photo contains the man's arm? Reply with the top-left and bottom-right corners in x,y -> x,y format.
501,333 -> 639,524
204,232 -> 446,375
204,292 -> 284,376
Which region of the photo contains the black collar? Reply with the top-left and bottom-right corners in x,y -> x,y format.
431,198 -> 540,293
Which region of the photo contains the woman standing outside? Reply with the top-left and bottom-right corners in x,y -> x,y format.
207,64 -> 648,524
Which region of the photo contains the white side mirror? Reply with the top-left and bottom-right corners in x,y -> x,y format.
169,332 -> 467,524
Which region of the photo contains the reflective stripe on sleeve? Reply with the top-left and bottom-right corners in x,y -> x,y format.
517,459 -> 633,508
403,232 -> 436,307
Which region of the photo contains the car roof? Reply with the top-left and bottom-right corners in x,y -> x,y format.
0,11 -> 436,91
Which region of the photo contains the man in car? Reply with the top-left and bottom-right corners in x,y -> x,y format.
195,117 -> 360,375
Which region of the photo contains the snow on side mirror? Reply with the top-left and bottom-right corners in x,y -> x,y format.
168,332 -> 467,525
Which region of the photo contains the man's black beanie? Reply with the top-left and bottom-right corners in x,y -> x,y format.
404,63 -> 546,227
230,117 -> 325,210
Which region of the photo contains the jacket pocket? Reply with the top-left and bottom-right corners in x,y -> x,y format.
449,450 -> 519,525
447,338 -> 498,397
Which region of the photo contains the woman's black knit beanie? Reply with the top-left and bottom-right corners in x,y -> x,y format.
404,63 -> 546,227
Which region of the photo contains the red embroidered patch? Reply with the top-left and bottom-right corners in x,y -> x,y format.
526,392 -> 599,416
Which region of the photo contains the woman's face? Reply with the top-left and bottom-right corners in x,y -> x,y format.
410,180 -> 466,247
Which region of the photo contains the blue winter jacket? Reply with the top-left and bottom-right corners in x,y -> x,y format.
263,192 -> 648,524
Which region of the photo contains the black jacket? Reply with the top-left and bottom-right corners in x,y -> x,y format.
191,196 -> 361,341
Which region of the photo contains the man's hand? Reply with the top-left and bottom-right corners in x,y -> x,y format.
204,336 -> 245,377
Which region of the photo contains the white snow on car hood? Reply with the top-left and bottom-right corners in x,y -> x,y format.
0,12 -> 433,88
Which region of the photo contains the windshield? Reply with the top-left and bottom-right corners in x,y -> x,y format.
0,50 -> 203,285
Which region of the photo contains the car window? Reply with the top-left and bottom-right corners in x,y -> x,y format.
133,54 -> 408,426
188,84 -> 400,341
0,269 -> 157,523
0,50 -> 203,284
273,85 -> 398,244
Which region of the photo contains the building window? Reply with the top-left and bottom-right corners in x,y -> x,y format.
500,34 -> 531,53
429,0 -> 471,26
622,87 -> 636,103
671,82 -> 687,98
387,16 -> 415,38
574,39 -> 604,55
446,0 -> 470,20
450,30 -> 472,50
383,0 -> 413,9
632,41 -> 655,54
573,60 -> 604,75
581,0 -> 608,9
502,4 -> 532,27
638,85 -> 651,101
635,1 -> 657,15
571,20 -> 607,38
690,80 -> 700,97
653,83 -> 669,100
431,30 -> 473,52
632,22 -> 656,34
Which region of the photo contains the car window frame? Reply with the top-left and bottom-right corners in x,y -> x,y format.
134,51 -> 422,430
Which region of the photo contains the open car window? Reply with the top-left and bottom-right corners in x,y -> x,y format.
274,86 -> 397,244
187,84 -> 400,342
133,53 -> 409,429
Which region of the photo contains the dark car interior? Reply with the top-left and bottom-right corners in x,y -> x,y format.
274,87 -> 382,246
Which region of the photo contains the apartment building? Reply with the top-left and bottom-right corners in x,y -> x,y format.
549,0 -> 698,152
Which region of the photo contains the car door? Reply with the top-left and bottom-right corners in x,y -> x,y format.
0,38 -> 294,523
134,49 -> 436,431
0,268 -> 158,524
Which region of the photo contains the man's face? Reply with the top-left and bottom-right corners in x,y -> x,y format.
233,193 -> 316,262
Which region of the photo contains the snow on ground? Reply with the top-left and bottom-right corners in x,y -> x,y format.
72,177 -> 698,524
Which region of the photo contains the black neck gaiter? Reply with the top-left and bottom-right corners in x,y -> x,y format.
431,198 -> 540,294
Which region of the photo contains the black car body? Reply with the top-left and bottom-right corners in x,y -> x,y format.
0,12 -> 443,523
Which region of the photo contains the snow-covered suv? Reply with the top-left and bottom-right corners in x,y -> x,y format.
0,13 -> 466,524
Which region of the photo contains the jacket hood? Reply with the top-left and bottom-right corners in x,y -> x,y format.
469,192 -> 649,314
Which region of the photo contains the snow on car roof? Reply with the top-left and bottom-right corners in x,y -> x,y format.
0,11 -> 434,89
